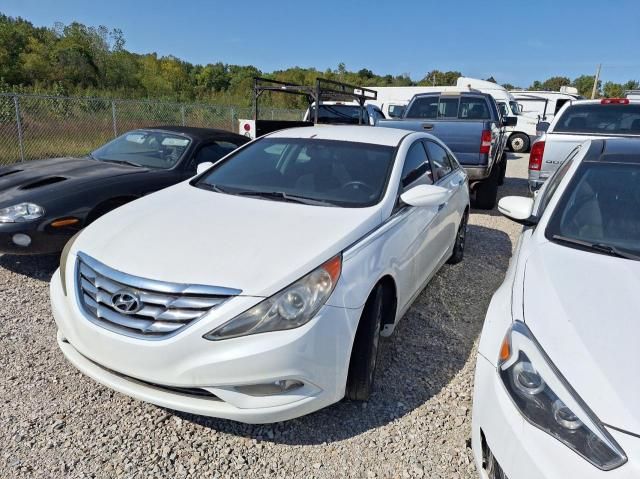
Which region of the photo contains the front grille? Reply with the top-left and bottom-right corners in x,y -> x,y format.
76,252 -> 241,339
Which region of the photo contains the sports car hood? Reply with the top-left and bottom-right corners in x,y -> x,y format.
523,240 -> 640,434
0,157 -> 142,205
73,182 -> 382,297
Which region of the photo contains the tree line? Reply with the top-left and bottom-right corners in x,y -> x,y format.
1,14 -> 638,108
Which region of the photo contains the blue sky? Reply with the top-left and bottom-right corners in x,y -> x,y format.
3,0 -> 640,87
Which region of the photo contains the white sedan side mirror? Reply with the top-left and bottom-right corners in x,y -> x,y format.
498,196 -> 537,226
196,162 -> 214,175
400,184 -> 450,207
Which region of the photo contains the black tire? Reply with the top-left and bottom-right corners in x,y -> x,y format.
498,153 -> 507,186
345,285 -> 384,401
473,165 -> 500,210
447,211 -> 468,265
508,133 -> 530,153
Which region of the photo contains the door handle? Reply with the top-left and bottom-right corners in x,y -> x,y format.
421,123 -> 434,130
450,178 -> 463,187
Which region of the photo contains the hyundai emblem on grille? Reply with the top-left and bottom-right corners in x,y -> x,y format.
111,290 -> 142,314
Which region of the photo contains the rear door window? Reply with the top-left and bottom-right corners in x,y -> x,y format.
554,104 -> 640,134
406,96 -> 439,119
460,97 -> 490,119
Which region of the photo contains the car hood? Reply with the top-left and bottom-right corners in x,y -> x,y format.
0,157 -> 143,205
73,182 -> 382,297
523,240 -> 640,434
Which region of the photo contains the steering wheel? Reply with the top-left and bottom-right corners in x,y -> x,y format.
341,181 -> 375,196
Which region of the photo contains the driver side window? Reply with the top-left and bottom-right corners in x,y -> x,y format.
401,142 -> 433,191
192,141 -> 239,169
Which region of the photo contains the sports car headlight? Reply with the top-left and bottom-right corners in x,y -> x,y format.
204,255 -> 342,340
0,202 -> 45,223
499,321 -> 626,470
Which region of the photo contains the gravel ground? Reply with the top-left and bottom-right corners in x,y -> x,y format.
0,154 -> 530,479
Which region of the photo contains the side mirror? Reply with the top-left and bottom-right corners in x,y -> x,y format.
536,121 -> 550,135
502,116 -> 518,127
400,184 -> 450,208
196,161 -> 214,175
498,196 -> 537,226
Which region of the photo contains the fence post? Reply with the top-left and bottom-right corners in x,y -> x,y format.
230,107 -> 235,132
111,100 -> 118,137
181,105 -> 186,126
14,95 -> 25,163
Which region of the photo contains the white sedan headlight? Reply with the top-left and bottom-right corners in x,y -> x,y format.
499,321 -> 626,470
0,202 -> 45,223
204,255 -> 342,340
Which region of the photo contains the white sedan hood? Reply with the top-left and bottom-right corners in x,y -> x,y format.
74,182 -> 382,297
523,240 -> 640,434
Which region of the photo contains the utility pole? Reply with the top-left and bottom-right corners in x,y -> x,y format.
591,64 -> 601,99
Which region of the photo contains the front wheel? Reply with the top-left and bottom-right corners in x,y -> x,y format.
508,133 -> 530,153
345,285 -> 383,401
447,211 -> 468,265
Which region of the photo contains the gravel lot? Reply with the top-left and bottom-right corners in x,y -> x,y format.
0,154 -> 530,479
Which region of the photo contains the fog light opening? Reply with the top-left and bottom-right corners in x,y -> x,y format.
12,233 -> 31,247
234,380 -> 304,397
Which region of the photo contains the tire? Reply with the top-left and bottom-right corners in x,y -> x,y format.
508,133 -> 530,153
345,285 -> 384,401
498,153 -> 507,186
447,211 -> 468,265
473,165 -> 500,210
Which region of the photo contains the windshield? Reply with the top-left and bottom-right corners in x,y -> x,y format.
546,161 -> 640,258
497,102 -> 508,117
92,130 -> 191,168
509,101 -> 521,115
195,138 -> 395,207
554,104 -> 640,135
308,105 -> 369,124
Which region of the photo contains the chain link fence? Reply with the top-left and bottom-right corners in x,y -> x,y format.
0,93 -> 303,165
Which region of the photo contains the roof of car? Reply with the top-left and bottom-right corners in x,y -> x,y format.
143,125 -> 247,142
265,125 -> 412,146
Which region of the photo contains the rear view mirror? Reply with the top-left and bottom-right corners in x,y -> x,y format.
536,122 -> 550,135
498,196 -> 537,226
502,116 -> 518,127
196,162 -> 214,175
400,184 -> 450,208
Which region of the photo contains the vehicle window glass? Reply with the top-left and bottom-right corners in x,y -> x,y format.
193,141 -> 238,166
537,147 -> 580,215
447,151 -> 461,170
438,97 -> 459,118
425,141 -> 453,180
554,99 -> 570,114
509,101 -> 521,115
92,130 -> 191,169
405,96 -> 439,119
401,142 -> 433,189
554,104 -> 640,134
308,105 -> 369,124
388,104 -> 405,118
459,97 -> 490,119
545,162 -> 640,257
196,138 -> 395,208
497,102 -> 508,117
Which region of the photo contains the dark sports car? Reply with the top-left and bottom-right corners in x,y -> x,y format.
0,126 -> 249,254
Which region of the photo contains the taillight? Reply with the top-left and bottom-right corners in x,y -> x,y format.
600,98 -> 630,105
480,130 -> 492,154
529,141 -> 545,171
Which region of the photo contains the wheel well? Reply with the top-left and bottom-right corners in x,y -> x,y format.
87,196 -> 138,224
377,275 -> 397,328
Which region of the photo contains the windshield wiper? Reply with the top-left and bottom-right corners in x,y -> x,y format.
551,235 -> 640,260
198,183 -> 229,194
100,158 -> 143,168
236,190 -> 335,206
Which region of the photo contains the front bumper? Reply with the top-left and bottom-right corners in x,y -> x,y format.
0,221 -> 75,254
472,354 -> 640,478
51,269 -> 362,423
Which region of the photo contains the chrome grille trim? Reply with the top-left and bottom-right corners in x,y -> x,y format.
75,252 -> 241,340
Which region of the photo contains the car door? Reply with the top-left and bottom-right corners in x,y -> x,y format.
423,140 -> 466,266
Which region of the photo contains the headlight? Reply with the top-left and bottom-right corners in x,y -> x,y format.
0,202 -> 45,223
204,255 -> 342,340
499,321 -> 626,470
60,231 -> 82,296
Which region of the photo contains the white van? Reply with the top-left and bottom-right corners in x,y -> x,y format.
511,86 -> 582,123
456,77 -> 539,153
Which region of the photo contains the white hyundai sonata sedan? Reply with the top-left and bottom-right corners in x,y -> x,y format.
51,125 -> 469,423
473,138 -> 640,477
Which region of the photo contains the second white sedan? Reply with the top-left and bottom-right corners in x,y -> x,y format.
473,138 -> 640,477
51,125 -> 469,423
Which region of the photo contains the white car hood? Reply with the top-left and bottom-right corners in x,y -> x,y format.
74,182 -> 382,297
523,240 -> 640,434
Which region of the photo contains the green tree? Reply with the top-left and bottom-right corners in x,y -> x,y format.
418,70 -> 461,86
573,75 -> 601,98
541,76 -> 571,91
